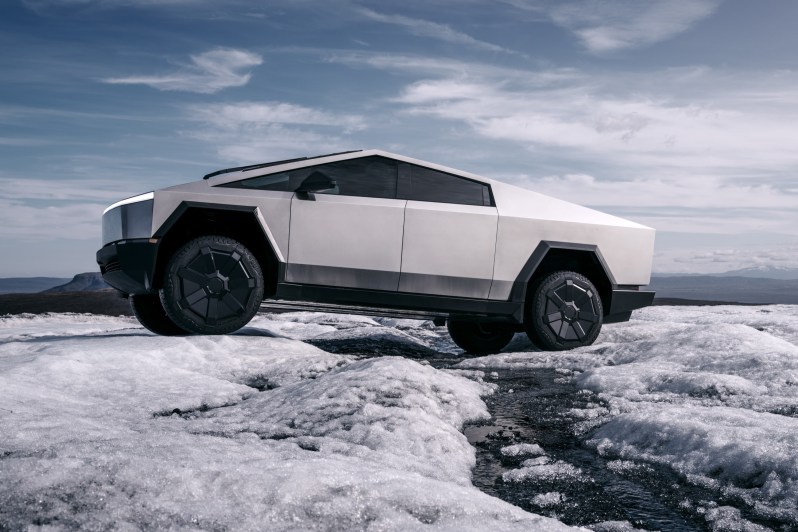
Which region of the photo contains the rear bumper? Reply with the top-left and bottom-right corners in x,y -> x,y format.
96,239 -> 159,296
605,289 -> 655,324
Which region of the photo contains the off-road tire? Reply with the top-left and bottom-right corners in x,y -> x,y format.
525,271 -> 603,351
130,294 -> 189,336
447,319 -> 514,354
160,235 -> 264,335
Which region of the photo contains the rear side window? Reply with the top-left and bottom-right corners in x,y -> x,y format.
218,156 -> 398,199
400,164 -> 492,206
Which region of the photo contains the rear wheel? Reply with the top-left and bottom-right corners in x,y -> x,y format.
160,235 -> 264,335
130,294 -> 188,336
447,320 -> 514,354
525,271 -> 603,351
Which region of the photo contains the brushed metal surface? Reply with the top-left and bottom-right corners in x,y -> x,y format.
285,263 -> 399,291
399,200 -> 498,298
287,194 -> 406,290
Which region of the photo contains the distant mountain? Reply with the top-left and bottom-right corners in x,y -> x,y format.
0,277 -> 71,294
648,276 -> 798,305
44,272 -> 109,293
653,266 -> 798,280
716,266 -> 798,280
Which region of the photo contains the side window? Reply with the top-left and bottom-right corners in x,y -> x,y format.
401,164 -> 491,206
217,156 -> 398,199
308,157 -> 397,199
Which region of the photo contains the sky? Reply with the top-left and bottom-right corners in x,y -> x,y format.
0,0 -> 796,277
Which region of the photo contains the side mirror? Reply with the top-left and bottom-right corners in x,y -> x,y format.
296,172 -> 339,200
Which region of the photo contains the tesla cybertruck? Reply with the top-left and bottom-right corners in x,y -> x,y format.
98,150 -> 655,353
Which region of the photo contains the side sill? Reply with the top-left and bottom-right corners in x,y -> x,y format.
274,283 -> 524,323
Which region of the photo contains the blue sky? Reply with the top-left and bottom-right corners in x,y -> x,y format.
1,0 -> 796,277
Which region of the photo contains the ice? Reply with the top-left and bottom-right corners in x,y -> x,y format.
0,313 -> 576,531
456,305 -> 798,524
700,505 -> 772,532
501,443 -> 546,457
589,405 -> 798,520
531,491 -> 565,507
588,521 -> 649,532
503,458 -> 586,483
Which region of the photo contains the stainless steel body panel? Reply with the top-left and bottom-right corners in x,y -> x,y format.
488,182 -> 655,299
286,194 -> 406,290
399,200 -> 497,298
151,186 -> 292,262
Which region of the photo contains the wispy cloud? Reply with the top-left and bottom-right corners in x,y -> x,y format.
102,48 -> 262,94
0,200 -> 103,240
358,8 -> 517,55
386,64 -> 798,179
0,177 -> 135,202
187,101 -> 365,131
184,101 -> 366,162
507,0 -> 722,54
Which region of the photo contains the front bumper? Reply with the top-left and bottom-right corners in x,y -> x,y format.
96,239 -> 159,296
605,289 -> 655,323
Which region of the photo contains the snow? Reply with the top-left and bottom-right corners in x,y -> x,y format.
0,312 -> 576,531
501,443 -> 546,457
503,457 -> 586,483
6,304 -> 798,528
531,492 -> 565,508
458,305 -> 798,525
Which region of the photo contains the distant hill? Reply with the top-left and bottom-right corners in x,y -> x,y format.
653,266 -> 798,281
0,277 -> 71,294
648,276 -> 798,305
44,272 -> 109,293
717,266 -> 798,280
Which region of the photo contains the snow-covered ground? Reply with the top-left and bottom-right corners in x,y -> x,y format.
2,305 -> 797,530
0,312 -> 573,531
460,305 -> 798,529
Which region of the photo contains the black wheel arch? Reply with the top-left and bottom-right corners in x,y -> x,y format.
510,241 -> 615,316
152,202 -> 280,298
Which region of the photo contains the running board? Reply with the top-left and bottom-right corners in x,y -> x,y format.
260,299 -> 448,322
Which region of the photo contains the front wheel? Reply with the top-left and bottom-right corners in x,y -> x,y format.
525,271 -> 603,351
160,235 -> 264,335
130,294 -> 188,336
447,320 -> 514,354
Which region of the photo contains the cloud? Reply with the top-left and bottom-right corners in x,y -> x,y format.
332,52 -> 798,244
102,48 -> 262,94
358,8 -> 516,55
184,101 -> 366,163
186,101 -> 365,131
384,64 -> 798,180
0,177 -> 136,202
507,0 -> 722,54
0,199 -> 104,240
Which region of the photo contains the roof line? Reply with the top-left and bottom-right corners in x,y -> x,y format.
202,150 -> 363,180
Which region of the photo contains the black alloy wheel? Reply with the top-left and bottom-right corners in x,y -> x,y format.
160,235 -> 264,335
525,271 -> 603,351
447,319 -> 515,354
130,293 -> 189,336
